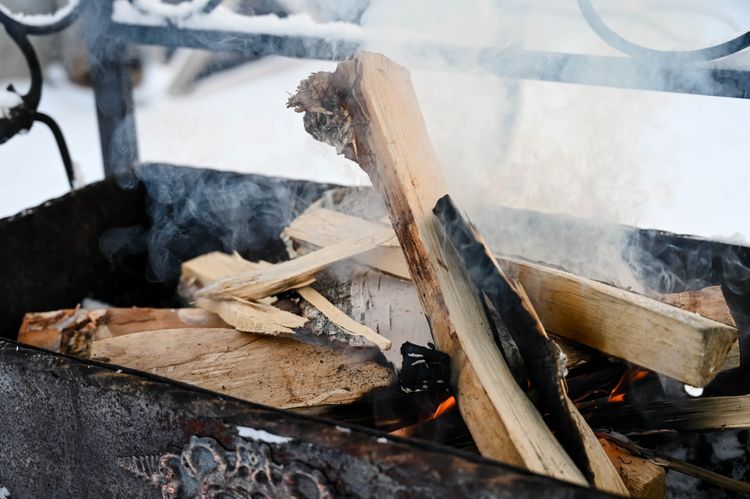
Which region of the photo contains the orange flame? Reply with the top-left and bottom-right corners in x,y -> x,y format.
608,368 -> 651,403
389,396 -> 458,438
429,396 -> 457,420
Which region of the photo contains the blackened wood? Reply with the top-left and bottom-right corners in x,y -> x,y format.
0,339 -> 608,499
434,195 -> 625,493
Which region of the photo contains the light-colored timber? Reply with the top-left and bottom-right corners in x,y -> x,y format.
90,328 -> 395,410
286,207 -> 738,386
289,52 -> 588,486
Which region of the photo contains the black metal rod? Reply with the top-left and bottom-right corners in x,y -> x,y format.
84,2 -> 139,177
32,111 -> 76,189
110,22 -> 750,100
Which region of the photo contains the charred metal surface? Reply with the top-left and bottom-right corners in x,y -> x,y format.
0,340 -> 607,498
434,195 -> 593,483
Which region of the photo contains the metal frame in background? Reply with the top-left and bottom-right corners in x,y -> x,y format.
3,0 -> 750,177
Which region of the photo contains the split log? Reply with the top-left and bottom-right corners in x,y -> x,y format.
183,252 -> 391,350
296,286 -> 391,350
287,207 -> 738,386
653,286 -> 740,371
654,286 -> 735,327
598,438 -> 666,499
502,258 -> 738,387
601,432 -> 750,496
290,52 -> 588,487
435,194 -> 628,495
18,307 -> 228,355
196,297 -> 308,335
285,207 -> 410,280
90,328 -> 395,410
196,227 -> 396,300
587,394 -> 750,432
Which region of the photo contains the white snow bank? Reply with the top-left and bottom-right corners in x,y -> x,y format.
0,0 -> 78,27
113,0 -> 363,41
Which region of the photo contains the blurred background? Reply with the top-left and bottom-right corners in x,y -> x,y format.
1,0 -> 749,245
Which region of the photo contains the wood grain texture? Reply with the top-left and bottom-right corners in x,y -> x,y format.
18,307 -> 228,352
290,52 -> 587,486
196,227 -> 396,300
599,438 -> 665,499
196,297 -> 308,335
588,394 -> 750,432
296,286 -> 391,351
91,328 -> 395,410
502,257 -> 737,387
285,207 -> 410,280
184,252 -> 391,350
286,207 -> 738,385
435,194 -> 626,495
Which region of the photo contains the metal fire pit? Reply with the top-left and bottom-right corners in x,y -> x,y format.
0,163 -> 612,498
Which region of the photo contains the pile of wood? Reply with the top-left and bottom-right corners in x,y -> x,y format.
17,53 -> 750,497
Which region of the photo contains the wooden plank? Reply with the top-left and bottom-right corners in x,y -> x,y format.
90,328 -> 395,410
599,438 -> 666,499
501,257 -> 737,387
196,227 -> 396,301
287,207 -> 738,386
285,207 -> 410,280
435,194 -> 627,495
18,307 -> 228,353
587,394 -> 750,432
290,52 -> 587,486
183,252 -> 391,350
653,286 -> 740,371
654,286 -> 735,326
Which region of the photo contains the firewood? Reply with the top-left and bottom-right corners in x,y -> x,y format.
90,328 -> 395,410
284,207 -> 410,280
183,252 -> 391,350
196,297 -> 308,335
286,207 -> 738,386
501,258 -> 737,387
587,394 -> 750,432
653,286 -> 740,371
296,287 -> 391,350
654,286 -> 735,326
435,194 -> 628,495
196,227 -> 396,300
598,438 -> 666,499
601,432 -> 750,496
289,52 -> 588,486
18,307 -> 228,355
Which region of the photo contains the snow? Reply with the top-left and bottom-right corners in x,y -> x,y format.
236,426 -> 292,444
0,0 -> 79,27
113,0 -> 363,41
0,486 -> 8,499
0,89 -> 22,118
130,0 -> 215,20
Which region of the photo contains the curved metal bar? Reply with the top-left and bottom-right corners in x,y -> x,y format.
1,21 -> 42,109
33,112 -> 76,189
577,0 -> 750,62
0,0 -> 87,36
